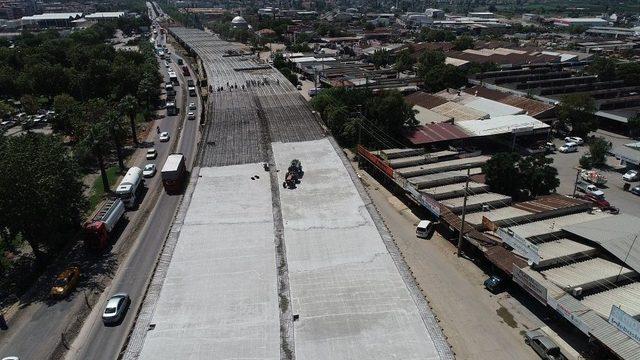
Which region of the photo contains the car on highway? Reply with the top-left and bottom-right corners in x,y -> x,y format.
187,111 -> 195,120
50,266 -> 80,298
564,136 -> 584,145
623,170 -> 639,182
188,102 -> 196,110
631,185 -> 640,196
159,131 -> 170,142
558,142 -> 578,153
146,148 -> 157,160
524,329 -> 566,360
102,293 -> 131,325
143,164 -> 157,178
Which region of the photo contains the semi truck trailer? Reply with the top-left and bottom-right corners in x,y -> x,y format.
161,153 -> 186,194
84,198 -> 125,251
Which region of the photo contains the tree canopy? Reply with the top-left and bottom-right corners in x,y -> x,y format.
311,88 -> 417,147
416,49 -> 466,92
557,93 -> 597,138
0,133 -> 86,265
483,153 -> 559,200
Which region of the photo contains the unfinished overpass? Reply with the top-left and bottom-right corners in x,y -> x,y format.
124,28 -> 453,360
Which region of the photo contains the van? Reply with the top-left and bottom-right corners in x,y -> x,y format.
416,220 -> 435,239
558,142 -> 577,153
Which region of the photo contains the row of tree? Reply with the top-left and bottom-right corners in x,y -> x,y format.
311,87 -> 417,147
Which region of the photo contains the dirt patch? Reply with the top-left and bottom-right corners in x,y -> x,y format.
497,306 -> 518,329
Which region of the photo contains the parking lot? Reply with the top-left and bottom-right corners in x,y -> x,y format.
549,130 -> 640,216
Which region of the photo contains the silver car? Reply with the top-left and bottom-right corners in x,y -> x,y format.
102,293 -> 131,325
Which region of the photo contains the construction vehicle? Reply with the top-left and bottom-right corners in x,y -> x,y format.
83,198 -> 125,251
283,159 -> 303,189
161,153 -> 187,194
580,169 -> 607,185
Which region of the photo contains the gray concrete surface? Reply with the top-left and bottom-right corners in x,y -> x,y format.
273,139 -> 444,360
138,164 -> 280,359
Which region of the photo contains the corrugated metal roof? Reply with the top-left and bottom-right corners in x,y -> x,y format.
404,91 -> 447,109
582,282 -> 640,319
431,102 -> 488,121
537,239 -> 597,266
512,194 -> 590,214
507,211 -> 613,242
456,115 -> 549,137
396,156 -> 490,178
465,206 -> 533,227
421,181 -> 489,200
500,96 -> 555,118
541,258 -> 635,291
465,98 -> 525,117
563,214 -> 640,274
413,105 -> 453,125
585,310 -> 640,360
408,168 -> 483,189
464,85 -> 510,101
404,123 -> 471,145
485,245 -> 528,274
441,192 -> 512,212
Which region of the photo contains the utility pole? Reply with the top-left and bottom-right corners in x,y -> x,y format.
457,168 -> 471,257
572,167 -> 581,196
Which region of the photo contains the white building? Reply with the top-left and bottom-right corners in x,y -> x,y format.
553,17 -> 609,28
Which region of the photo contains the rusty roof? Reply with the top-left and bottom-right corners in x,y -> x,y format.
404,91 -> 448,109
512,194 -> 589,214
404,123 -> 471,145
463,85 -> 510,101
484,245 -> 528,275
501,96 -> 555,118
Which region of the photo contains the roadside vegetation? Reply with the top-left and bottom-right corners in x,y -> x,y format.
0,17 -> 161,288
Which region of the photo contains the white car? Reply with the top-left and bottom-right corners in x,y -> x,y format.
164,61 -> 170,68
623,170 -> 639,182
146,148 -> 157,160
558,142 -> 578,153
188,102 -> 196,110
187,112 -> 195,120
102,293 -> 131,325
159,132 -> 170,142
143,164 -> 156,177
564,136 -> 584,145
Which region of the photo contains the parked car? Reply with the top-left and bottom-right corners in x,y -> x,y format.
483,275 -> 505,294
143,164 -> 157,178
623,170 -> 639,182
50,267 -> 80,298
159,132 -> 170,142
564,136 -> 584,145
146,148 -> 157,160
415,220 -> 435,239
524,329 -> 566,360
558,142 -> 578,153
102,293 -> 131,325
188,102 -> 196,110
575,194 -> 619,214
296,84 -> 302,90
187,112 -> 195,120
631,185 -> 640,196
576,181 -> 605,198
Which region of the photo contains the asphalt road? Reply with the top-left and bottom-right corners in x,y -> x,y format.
549,131 -> 640,217
0,13 -> 200,359
65,21 -> 202,360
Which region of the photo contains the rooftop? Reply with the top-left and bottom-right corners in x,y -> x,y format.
431,102 -> 488,121
404,123 -> 470,146
456,115 -> 550,137
541,258 -> 635,291
505,211 -> 612,242
582,282 -> 640,319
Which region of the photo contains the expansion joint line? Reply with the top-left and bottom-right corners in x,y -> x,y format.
255,95 -> 296,360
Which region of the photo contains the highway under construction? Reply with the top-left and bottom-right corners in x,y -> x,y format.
124,27 -> 453,360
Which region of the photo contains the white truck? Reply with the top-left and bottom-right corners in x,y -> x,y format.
115,167 -> 143,208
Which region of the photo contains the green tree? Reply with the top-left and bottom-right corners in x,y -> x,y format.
557,93 -> 597,138
587,56 -> 617,81
82,122 -> 111,192
483,153 -> 559,200
453,35 -> 474,51
119,95 -> 139,147
588,137 -> 611,166
20,94 -> 38,114
628,113 -> 640,138
0,133 -> 85,266
104,109 -> 126,172
273,52 -> 288,70
371,49 -> 391,68
394,49 -> 414,73
52,94 -> 78,135
0,101 -> 14,119
617,62 -> 640,86
422,64 -> 467,92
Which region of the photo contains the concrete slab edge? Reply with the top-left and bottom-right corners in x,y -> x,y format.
121,167 -> 201,360
327,137 -> 455,360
